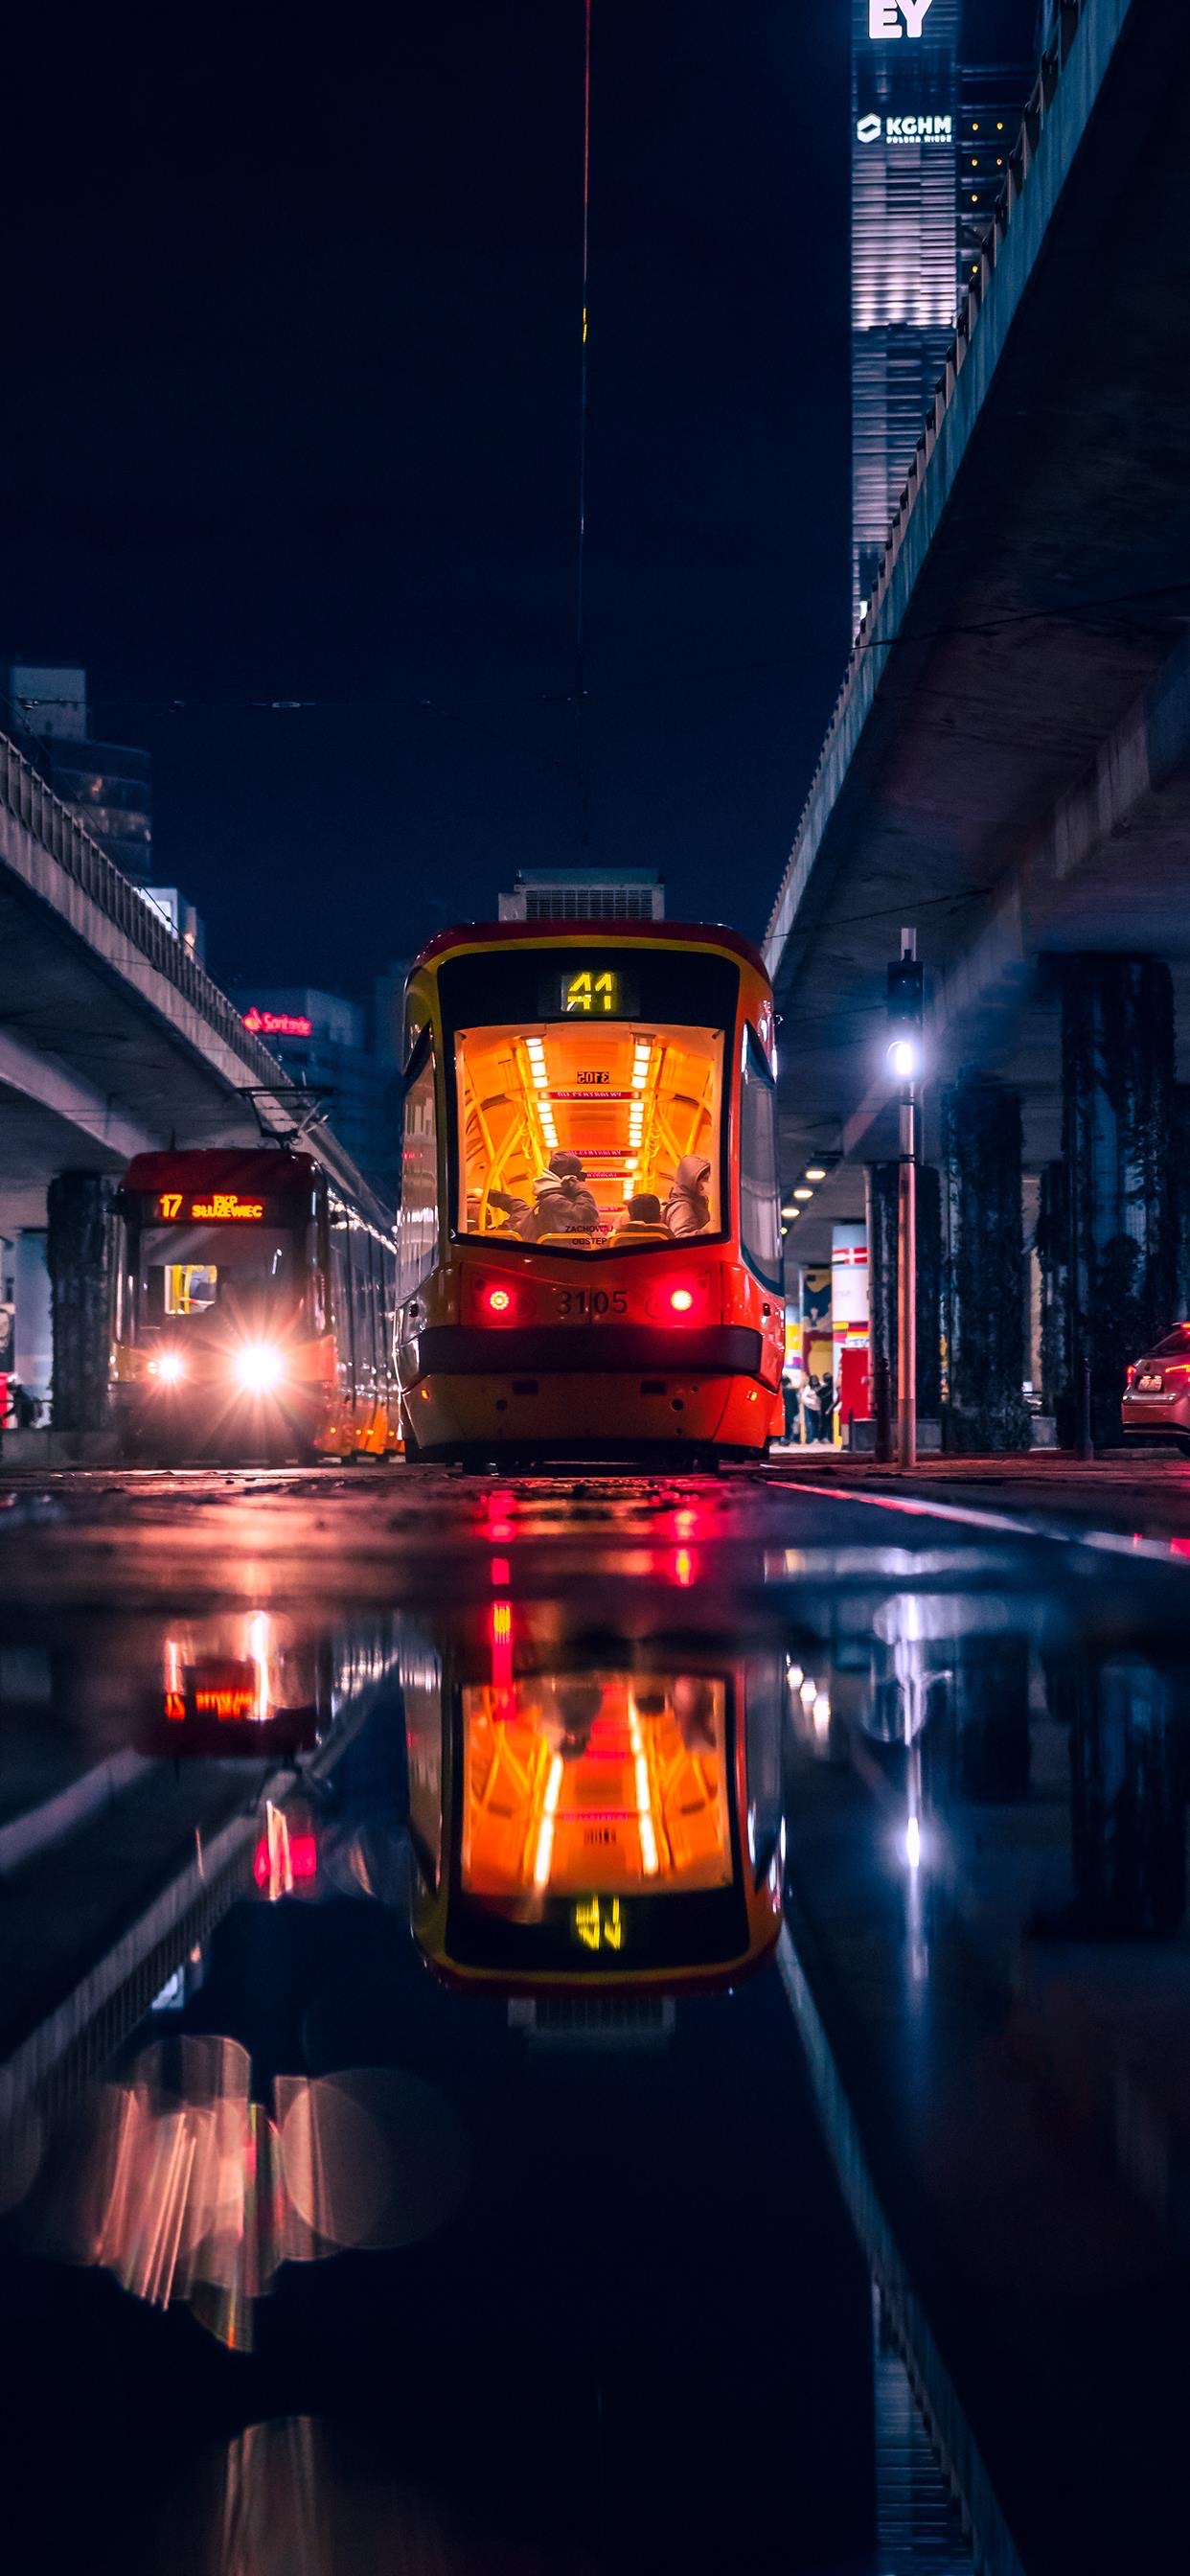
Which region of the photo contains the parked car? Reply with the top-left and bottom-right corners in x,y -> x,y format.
1121,1323 -> 1190,1454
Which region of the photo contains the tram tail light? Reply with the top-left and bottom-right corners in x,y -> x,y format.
474,1276 -> 534,1325
645,1271 -> 712,1324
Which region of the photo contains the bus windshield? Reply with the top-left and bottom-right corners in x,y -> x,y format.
454,1019 -> 724,1248
134,1223 -> 303,1335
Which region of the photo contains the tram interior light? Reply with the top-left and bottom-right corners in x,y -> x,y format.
234,1343 -> 286,1392
793,1186 -> 813,1202
805,1165 -> 827,1183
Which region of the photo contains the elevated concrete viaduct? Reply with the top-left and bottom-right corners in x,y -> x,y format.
0,729 -> 387,1424
765,0 -> 1190,1445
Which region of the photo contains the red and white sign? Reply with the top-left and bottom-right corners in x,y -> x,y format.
242,1007 -> 313,1039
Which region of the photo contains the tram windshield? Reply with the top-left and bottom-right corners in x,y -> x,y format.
454,1020 -> 724,1246
134,1223 -> 304,1335
460,1669 -> 733,1905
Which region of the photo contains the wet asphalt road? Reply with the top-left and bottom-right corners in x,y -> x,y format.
1,1462 -> 1189,2574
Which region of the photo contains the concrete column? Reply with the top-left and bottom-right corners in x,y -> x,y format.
46,1172 -> 114,1434
939,1072 -> 1029,1454
1052,1656 -> 1187,1938
1173,1083 -> 1190,1322
864,1160 -> 941,1420
1060,955 -> 1175,1444
1037,1160 -> 1071,1435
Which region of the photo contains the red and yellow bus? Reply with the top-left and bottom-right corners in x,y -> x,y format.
396,921 -> 786,1460
405,1618 -> 786,1997
109,1148 -> 400,1462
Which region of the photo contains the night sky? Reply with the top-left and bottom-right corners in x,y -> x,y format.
5,3 -> 850,1000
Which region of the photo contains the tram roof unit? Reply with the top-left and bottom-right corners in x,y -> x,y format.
411,917 -> 769,983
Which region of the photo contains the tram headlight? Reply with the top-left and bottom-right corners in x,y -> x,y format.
149,1350 -> 187,1385
233,1342 -> 286,1392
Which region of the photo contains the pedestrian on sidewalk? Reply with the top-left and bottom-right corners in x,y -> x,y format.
801,1374 -> 821,1444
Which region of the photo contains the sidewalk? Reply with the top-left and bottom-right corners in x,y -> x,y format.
761,1441 -> 1190,1542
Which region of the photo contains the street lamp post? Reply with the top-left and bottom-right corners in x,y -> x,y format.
886,930 -> 923,1473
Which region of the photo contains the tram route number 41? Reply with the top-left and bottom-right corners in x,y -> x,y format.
564,970 -> 618,1014
558,1287 -> 628,1319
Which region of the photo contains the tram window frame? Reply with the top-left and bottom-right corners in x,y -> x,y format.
400,1026 -> 440,1299
739,1027 -> 783,1294
349,1226 -> 373,1390
437,947 -> 737,1259
330,1210 -> 355,1396
308,1194 -> 330,1338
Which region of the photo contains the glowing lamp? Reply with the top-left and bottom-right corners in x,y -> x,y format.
887,1036 -> 920,1081
486,1287 -> 512,1315
152,1350 -> 187,1385
233,1342 -> 285,1392
669,1287 -> 694,1313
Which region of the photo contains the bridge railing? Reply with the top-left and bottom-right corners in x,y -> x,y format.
0,726 -> 286,1092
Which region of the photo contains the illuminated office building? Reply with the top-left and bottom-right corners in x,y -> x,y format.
852,1 -> 1036,628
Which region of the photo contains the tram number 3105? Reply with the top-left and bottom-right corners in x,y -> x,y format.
558,1288 -> 629,1319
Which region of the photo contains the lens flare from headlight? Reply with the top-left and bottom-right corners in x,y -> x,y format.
150,1351 -> 186,1385
234,1343 -> 285,1392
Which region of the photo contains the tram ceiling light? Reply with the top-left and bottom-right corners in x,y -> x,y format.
233,1343 -> 286,1392
792,1186 -> 813,1202
804,1165 -> 827,1183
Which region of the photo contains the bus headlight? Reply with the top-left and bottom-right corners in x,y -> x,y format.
233,1343 -> 285,1392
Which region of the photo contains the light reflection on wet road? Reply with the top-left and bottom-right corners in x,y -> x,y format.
2,1467 -> 1189,2572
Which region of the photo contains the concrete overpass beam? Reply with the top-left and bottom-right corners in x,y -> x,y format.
940,1075 -> 1030,1456
1060,956 -> 1176,1445
864,1161 -> 942,1428
46,1173 -> 113,1435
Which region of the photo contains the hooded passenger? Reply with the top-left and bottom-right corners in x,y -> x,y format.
663,1155 -> 712,1238
530,1152 -> 600,1238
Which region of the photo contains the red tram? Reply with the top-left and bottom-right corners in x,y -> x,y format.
396,920 -> 786,1460
109,1147 -> 400,1462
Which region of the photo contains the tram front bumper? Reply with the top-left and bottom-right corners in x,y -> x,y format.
400,1323 -> 774,1453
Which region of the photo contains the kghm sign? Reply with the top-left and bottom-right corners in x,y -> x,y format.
869,0 -> 934,34
857,112 -> 953,143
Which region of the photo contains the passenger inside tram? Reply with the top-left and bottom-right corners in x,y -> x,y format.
455,1019 -> 722,1245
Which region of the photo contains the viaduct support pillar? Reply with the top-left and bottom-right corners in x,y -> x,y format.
1037,1160 -> 1071,1438
1060,956 -> 1175,1447
940,1072 -> 1029,1454
46,1172 -> 113,1435
1173,1084 -> 1190,1323
864,1160 -> 941,1427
